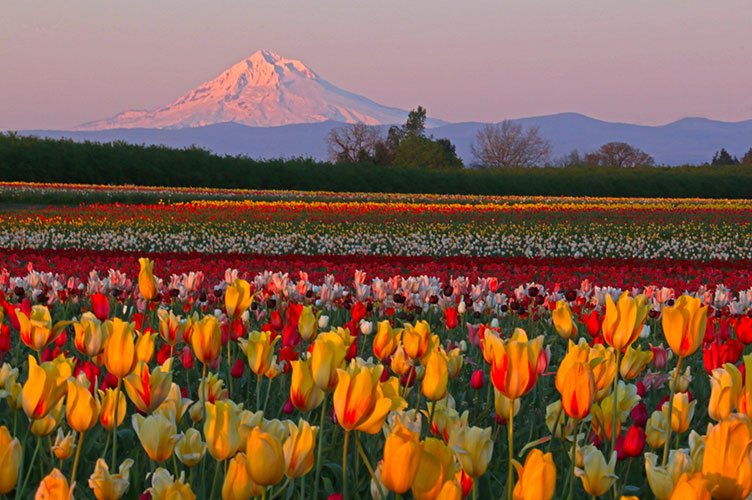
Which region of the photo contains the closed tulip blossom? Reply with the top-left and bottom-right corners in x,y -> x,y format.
512,448 -> 556,500
223,453 -> 263,500
708,363 -> 742,421
662,294 -> 708,359
103,318 -> 138,380
191,315 -> 222,366
240,330 -> 280,376
662,392 -> 696,434
402,320 -> 432,360
157,309 -> 185,347
0,426 -> 21,495
225,279 -> 253,319
204,400 -> 241,461
373,320 -> 401,361
484,328 -> 543,401
245,427 -> 285,486
602,292 -> 648,351
283,419 -> 318,478
422,351 -> 449,401
138,257 -> 159,301
412,437 -> 456,500
311,330 -> 350,392
98,388 -> 127,431
135,331 -> 157,363
381,420 -> 423,494
21,355 -> 67,420
66,373 -> 101,433
35,468 -> 73,499
289,358 -> 325,412
552,300 -> 577,339
298,305 -> 318,341
88,458 -> 135,500
557,361 -> 595,420
333,361 -> 396,434
74,312 -> 105,358
17,304 -> 64,352
619,345 -> 654,380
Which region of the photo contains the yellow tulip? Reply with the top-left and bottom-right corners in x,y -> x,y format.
18,305 -> 64,352
98,388 -> 126,431
191,315 -> 222,366
552,300 -> 577,339
0,426 -> 21,495
512,448 -> 557,500
311,330 -> 349,392
557,361 -> 595,420
138,257 -> 158,301
412,437 -> 456,500
449,425 -> 493,478
298,305 -> 318,341
52,428 -> 76,461
289,358 -> 325,412
619,345 -> 654,380
30,398 -> 64,437
485,329 -> 543,400
436,480 -> 463,500
283,419 -> 318,478
204,400 -> 241,461
662,294 -> 707,358
223,452 -> 263,500
373,320 -> 401,361
245,427 -> 285,486
123,361 -> 172,414
575,446 -> 617,497
157,309 -> 185,346
333,361 -> 394,434
132,413 -> 181,463
422,352 -> 449,401
66,374 -> 101,433
148,468 -> 196,500
175,428 -> 206,468
390,344 -> 413,377
545,400 -> 574,438
103,318 -> 137,380
135,331 -> 157,363
154,382 -> 193,423
445,348 -> 463,379
197,372 -> 228,405
662,392 -> 695,434
240,330 -> 280,376
225,279 -> 253,319
35,468 -> 73,499
403,320 -> 432,360
381,420 -> 423,494
495,390 -> 521,421
646,410 -> 668,449
602,292 -> 648,351
87,458 -> 135,500
669,365 -> 692,393
21,355 -> 67,420
74,312 -> 105,358
645,451 -> 694,500
589,344 -> 618,401
702,414 -> 752,499
669,473 -> 710,500
708,363 -> 742,421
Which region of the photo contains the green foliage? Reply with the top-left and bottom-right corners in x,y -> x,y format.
394,135 -> 463,170
2,133 -> 752,198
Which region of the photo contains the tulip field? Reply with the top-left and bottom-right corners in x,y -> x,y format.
2,183 -> 752,499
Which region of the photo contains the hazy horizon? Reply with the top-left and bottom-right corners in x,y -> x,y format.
2,0 -> 751,130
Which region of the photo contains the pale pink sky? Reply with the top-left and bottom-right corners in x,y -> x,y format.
1,0 -> 751,129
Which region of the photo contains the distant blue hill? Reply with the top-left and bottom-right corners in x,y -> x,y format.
19,112 -> 752,166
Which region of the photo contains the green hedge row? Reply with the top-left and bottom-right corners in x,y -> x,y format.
2,133 -> 751,198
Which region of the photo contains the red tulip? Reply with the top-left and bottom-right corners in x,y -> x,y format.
444,306 -> 459,330
703,338 -> 743,373
350,301 -> 366,323
630,402 -> 648,427
180,346 -> 195,369
622,425 -> 645,457
230,358 -> 245,378
585,310 -> 602,337
90,293 -> 110,321
736,316 -> 752,345
470,369 -> 485,390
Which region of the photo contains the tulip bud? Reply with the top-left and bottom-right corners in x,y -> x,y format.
470,369 -> 485,390
52,428 -> 76,461
246,427 -> 285,486
138,257 -> 158,301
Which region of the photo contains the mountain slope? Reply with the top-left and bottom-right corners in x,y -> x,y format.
80,50 -> 415,129
24,113 -> 752,165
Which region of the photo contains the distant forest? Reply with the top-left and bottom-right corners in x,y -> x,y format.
1,133 -> 751,198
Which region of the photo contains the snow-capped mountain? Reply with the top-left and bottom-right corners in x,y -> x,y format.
80,50 -> 415,130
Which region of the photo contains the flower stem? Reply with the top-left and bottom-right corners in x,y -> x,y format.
610,349 -> 621,454
112,378 -> 121,466
342,430 -> 350,499
70,431 -> 85,486
256,373 -> 262,412
356,432 -> 384,499
202,363 -> 208,420
17,436 -> 42,499
568,419 -> 578,500
507,407 -> 515,500
313,393 -> 328,500
662,356 -> 683,466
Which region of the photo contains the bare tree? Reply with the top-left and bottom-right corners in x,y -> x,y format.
326,123 -> 381,163
471,121 -> 551,167
584,142 -> 654,168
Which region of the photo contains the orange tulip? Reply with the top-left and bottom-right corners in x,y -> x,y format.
512,449 -> 557,500
103,318 -> 137,380
289,358 -> 325,413
191,315 -> 222,366
283,419 -> 318,478
225,279 -> 253,320
552,300 -> 577,339
240,330 -> 280,376
21,355 -> 67,420
98,388 -> 127,431
138,257 -> 158,301
245,427 -> 285,486
702,414 -> 752,499
662,295 -> 708,358
403,320 -> 432,360
17,305 -> 68,352
373,320 -> 401,361
0,426 -> 21,495
223,453 -> 263,500
74,312 -> 105,358
412,437 -> 456,500
558,361 -> 595,420
135,331 -> 157,364
123,361 -> 172,414
157,309 -> 185,346
484,329 -> 543,400
311,330 -> 350,392
602,292 -> 648,351
66,374 -> 101,433
333,361 -> 395,434
204,400 -> 241,461
422,352 -> 449,401
298,305 -> 318,342
35,468 -> 73,499
381,420 -> 423,494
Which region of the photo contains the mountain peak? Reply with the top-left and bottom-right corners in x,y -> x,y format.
79,50 -> 409,130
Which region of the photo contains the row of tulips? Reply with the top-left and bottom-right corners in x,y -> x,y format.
0,258 -> 752,498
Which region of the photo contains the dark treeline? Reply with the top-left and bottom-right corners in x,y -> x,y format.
1,133 -> 751,198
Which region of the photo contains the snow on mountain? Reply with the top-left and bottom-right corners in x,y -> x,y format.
79,50 -> 416,130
